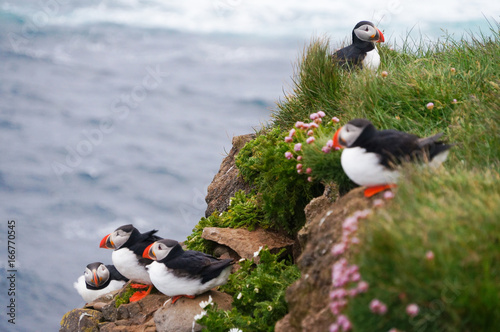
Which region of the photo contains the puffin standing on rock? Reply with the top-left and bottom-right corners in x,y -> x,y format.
333,119 -> 452,197
74,262 -> 128,303
100,224 -> 162,302
333,21 -> 385,71
143,239 -> 233,304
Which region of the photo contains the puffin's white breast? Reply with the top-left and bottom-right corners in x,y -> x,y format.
73,276 -> 126,303
363,48 -> 380,71
112,248 -> 151,284
147,261 -> 231,297
341,147 -> 399,186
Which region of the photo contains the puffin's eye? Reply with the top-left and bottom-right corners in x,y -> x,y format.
365,27 -> 369,31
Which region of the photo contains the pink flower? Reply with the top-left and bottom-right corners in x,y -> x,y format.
306,167 -> 312,174
296,164 -> 303,170
294,143 -> 302,151
297,169 -> 303,174
289,128 -> 296,137
452,99 -> 457,104
295,121 -> 305,128
310,113 -> 319,120
309,122 -> 319,129
353,209 -> 371,219
381,71 -> 388,78
388,329 -> 398,332
357,281 -> 369,293
326,139 -> 334,148
383,191 -> 395,200
330,299 -> 348,315
322,146 -> 331,153
318,110 -> 326,118
329,323 -> 339,332
425,250 -> 435,260
370,299 -> 388,315
314,118 -> 323,124
426,102 -> 434,110
406,304 -> 419,317
285,152 -> 293,159
337,315 -> 352,331
373,199 -> 384,208
350,272 -> 361,282
350,236 -> 360,244
332,116 -> 340,123
451,67 -> 456,73
306,137 -> 315,144
331,243 -> 346,256
307,176 -> 313,182
297,155 -> 303,161
330,288 -> 347,300
307,130 -> 314,136
284,136 -> 293,143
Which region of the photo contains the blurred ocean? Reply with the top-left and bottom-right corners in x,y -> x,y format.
0,0 -> 498,330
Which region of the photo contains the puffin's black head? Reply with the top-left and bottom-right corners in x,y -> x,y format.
333,118 -> 377,148
143,238 -> 181,262
99,224 -> 138,250
352,21 -> 385,44
84,262 -> 110,288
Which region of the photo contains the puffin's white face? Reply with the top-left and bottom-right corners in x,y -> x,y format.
149,241 -> 175,261
109,228 -> 132,249
338,122 -> 365,148
354,24 -> 383,42
84,264 -> 110,287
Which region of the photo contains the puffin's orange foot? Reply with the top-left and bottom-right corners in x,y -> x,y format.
171,295 -> 196,304
130,283 -> 149,289
364,184 -> 397,198
129,285 -> 153,302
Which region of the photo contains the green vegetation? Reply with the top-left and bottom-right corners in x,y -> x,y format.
187,23 -> 500,331
197,249 -> 300,332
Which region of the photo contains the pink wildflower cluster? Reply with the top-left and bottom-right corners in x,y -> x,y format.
284,112 -> 342,182
369,299 -> 388,315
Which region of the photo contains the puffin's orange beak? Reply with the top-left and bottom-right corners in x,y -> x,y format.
376,28 -> 385,43
333,127 -> 344,149
93,271 -> 100,286
143,243 -> 155,260
99,234 -> 114,249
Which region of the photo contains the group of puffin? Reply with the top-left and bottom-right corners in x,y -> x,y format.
74,20 -> 452,304
74,224 -> 233,303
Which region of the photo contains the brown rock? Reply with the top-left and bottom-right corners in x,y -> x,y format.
59,308 -> 102,332
201,227 -> 295,260
276,187 -> 378,332
154,290 -> 233,332
205,134 -> 255,217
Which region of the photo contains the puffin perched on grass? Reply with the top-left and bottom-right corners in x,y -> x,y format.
333,119 -> 452,197
74,262 -> 128,303
100,224 -> 161,302
333,21 -> 385,71
143,239 -> 233,304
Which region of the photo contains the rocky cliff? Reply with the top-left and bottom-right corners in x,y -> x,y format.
60,134 -> 375,331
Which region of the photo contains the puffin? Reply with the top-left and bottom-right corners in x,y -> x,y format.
142,238 -> 233,304
333,119 -> 452,197
333,21 -> 385,71
100,224 -> 162,302
74,262 -> 128,303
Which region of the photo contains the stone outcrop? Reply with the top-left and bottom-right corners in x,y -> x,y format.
275,187 -> 376,332
205,134 -> 255,217
201,226 -> 295,260
154,291 -> 233,332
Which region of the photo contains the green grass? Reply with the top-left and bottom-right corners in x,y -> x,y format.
348,168 -> 500,331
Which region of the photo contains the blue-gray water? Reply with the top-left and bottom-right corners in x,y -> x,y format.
0,1 -> 498,330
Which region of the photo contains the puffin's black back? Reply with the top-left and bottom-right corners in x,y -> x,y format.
122,225 -> 162,265
159,243 -> 233,284
350,120 -> 452,168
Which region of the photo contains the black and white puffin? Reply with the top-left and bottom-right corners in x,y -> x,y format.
333,119 -> 452,197
333,21 -> 385,71
142,239 -> 233,304
74,262 -> 128,303
100,224 -> 161,302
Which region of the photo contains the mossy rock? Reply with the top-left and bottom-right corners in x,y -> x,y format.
60,308 -> 102,332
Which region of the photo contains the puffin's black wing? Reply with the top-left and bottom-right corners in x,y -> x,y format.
106,265 -> 129,282
130,229 -> 162,264
365,130 -> 450,168
165,250 -> 233,284
333,45 -> 366,69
